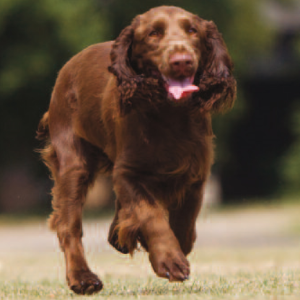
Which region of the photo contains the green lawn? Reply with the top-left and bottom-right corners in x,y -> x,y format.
1,203 -> 300,300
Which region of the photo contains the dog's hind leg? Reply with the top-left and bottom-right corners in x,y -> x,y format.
45,135 -> 103,295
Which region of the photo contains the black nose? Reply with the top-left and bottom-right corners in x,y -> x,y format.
169,53 -> 193,74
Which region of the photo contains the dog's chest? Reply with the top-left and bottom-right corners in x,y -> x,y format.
126,110 -> 213,179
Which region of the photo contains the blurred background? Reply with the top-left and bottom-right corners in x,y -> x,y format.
0,0 -> 300,214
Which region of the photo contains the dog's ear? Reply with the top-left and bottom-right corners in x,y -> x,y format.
109,20 -> 142,114
198,20 -> 236,113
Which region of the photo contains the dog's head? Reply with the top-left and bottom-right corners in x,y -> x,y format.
109,6 -> 236,114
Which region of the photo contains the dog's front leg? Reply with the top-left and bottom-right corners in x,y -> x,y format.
169,180 -> 204,256
109,175 -> 190,282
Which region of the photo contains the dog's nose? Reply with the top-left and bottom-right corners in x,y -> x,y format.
169,53 -> 193,74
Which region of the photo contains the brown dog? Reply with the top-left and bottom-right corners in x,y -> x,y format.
37,6 -> 236,295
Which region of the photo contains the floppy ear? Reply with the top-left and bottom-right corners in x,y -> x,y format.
198,20 -> 236,113
109,22 -> 142,114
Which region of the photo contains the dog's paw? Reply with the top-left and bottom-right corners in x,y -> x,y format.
108,230 -> 129,254
149,247 -> 190,282
67,270 -> 103,295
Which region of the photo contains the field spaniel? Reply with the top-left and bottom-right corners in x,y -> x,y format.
37,6 -> 236,295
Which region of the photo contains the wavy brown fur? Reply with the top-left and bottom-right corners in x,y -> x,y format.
36,6 -> 236,295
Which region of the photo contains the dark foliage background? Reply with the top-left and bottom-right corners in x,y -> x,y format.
0,0 -> 299,212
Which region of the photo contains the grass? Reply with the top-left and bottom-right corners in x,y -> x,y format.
1,203 -> 300,300
1,271 -> 299,300
1,248 -> 300,300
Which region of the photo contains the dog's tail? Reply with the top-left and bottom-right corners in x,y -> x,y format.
36,111 -> 49,141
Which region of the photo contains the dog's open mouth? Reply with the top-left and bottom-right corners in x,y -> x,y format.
163,76 -> 199,100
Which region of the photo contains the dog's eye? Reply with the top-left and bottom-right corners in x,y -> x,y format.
149,30 -> 162,37
188,27 -> 197,34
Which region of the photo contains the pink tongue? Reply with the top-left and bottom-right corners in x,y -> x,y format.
167,79 -> 199,100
